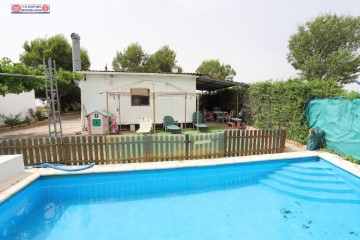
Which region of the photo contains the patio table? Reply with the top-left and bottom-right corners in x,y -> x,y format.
214,111 -> 228,123
230,117 -> 242,128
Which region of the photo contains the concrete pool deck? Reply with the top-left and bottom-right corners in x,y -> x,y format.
0,151 -> 359,205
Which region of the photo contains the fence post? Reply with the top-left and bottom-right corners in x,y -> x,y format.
61,137 -> 68,164
1,139 -> 9,155
223,131 -> 228,157
105,135 -> 109,164
104,135 -> 108,164
145,135 -> 150,162
185,134 -> 190,160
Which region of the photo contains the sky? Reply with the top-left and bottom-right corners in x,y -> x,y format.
1,0 -> 360,91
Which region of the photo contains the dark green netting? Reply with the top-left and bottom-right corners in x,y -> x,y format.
306,98 -> 360,160
306,128 -> 325,151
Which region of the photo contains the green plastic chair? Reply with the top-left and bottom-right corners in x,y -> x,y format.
163,116 -> 181,134
192,112 -> 208,132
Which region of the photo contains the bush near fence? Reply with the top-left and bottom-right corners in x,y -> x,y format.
245,78 -> 346,144
0,129 -> 286,166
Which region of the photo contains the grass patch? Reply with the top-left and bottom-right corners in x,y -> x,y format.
154,127 -> 225,135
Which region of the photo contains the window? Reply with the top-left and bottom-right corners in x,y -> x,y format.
131,88 -> 150,106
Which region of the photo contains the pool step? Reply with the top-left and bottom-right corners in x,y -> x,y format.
275,163 -> 340,178
290,161 -> 330,168
260,161 -> 360,203
275,172 -> 343,184
261,178 -> 360,203
286,164 -> 333,172
268,175 -> 353,193
281,168 -> 333,176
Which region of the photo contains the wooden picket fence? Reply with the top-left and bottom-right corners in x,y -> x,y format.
0,129 -> 286,166
225,129 -> 286,156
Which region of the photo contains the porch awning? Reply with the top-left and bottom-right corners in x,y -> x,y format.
196,75 -> 243,91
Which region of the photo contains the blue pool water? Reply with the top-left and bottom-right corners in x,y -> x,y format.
1,157 -> 360,240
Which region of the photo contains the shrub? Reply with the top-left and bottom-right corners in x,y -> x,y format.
28,108 -> 36,119
21,116 -> 31,125
0,113 -> 23,127
245,78 -> 346,143
35,110 -> 47,121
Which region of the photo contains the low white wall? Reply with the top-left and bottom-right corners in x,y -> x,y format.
0,90 -> 36,125
0,155 -> 25,192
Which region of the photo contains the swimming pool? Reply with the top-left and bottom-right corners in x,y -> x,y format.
1,154 -> 360,239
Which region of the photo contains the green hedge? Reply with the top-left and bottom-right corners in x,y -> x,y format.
245,78 -> 346,143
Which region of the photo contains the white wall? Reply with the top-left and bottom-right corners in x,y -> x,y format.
0,90 -> 36,126
0,155 -> 25,192
80,73 -> 197,125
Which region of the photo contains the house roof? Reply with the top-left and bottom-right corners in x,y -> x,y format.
85,109 -> 114,117
78,70 -> 246,92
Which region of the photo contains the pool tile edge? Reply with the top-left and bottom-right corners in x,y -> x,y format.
28,151 -> 319,176
29,151 -> 357,180
0,172 -> 40,204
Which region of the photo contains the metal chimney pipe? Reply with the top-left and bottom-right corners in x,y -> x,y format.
71,33 -> 81,71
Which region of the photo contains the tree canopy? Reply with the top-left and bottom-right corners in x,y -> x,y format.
112,43 -> 181,73
144,45 -> 177,73
196,59 -> 236,79
112,43 -> 146,72
0,58 -> 43,96
18,34 -> 90,111
287,13 -> 360,84
20,34 -> 90,71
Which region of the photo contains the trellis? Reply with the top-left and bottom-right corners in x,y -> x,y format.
105,90 -> 200,133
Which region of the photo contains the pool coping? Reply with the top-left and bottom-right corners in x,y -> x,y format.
0,151 -> 359,204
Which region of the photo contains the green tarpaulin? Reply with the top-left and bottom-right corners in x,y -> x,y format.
306,98 -> 360,160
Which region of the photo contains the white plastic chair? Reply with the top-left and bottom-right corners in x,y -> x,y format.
136,117 -> 153,134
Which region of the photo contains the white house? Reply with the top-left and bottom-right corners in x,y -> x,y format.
78,71 -> 238,131
0,90 -> 36,126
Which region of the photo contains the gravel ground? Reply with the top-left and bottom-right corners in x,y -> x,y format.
0,112 -> 83,139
